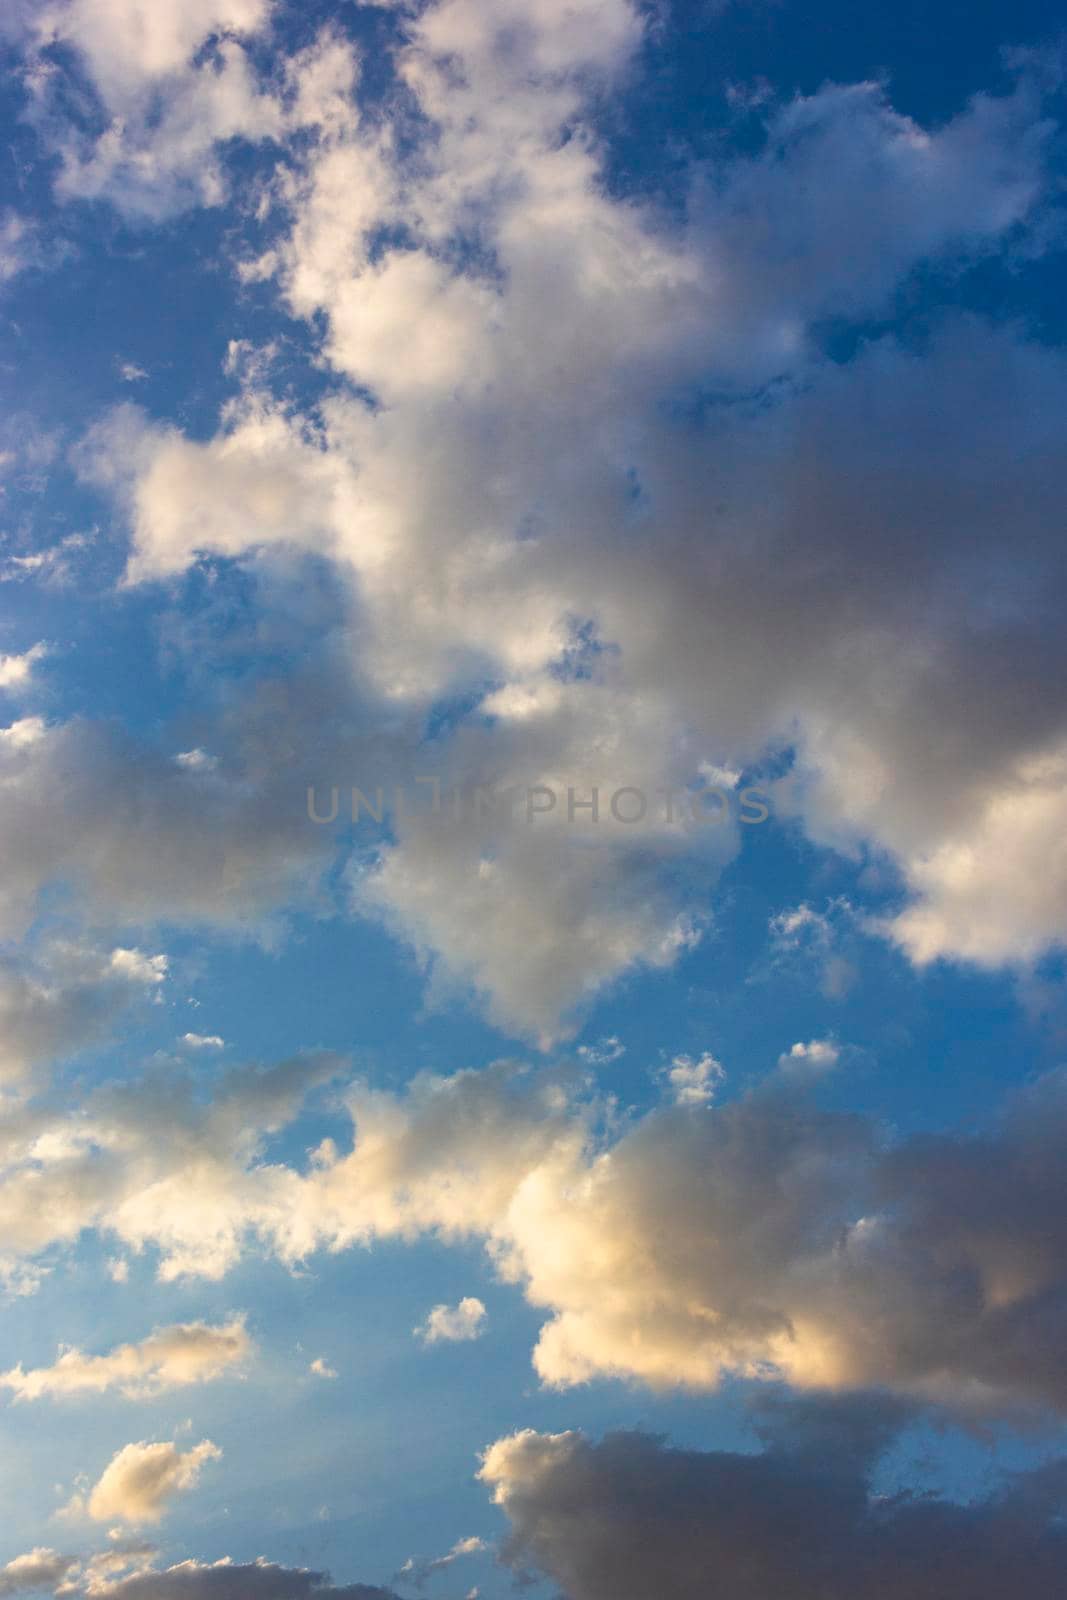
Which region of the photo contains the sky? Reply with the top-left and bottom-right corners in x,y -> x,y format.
1,0 -> 1067,1595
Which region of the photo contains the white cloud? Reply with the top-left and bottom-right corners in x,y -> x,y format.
416,1298 -> 487,1345
0,1316 -> 251,1401
109,950 -> 167,986
577,1036 -> 625,1066
0,213 -> 58,287
180,1034 -> 225,1050
0,1053 -> 1064,1413
0,1549 -> 79,1597
663,1052 -> 724,1106
63,1552 -> 400,1600
397,1536 -> 487,1589
308,1357 -> 337,1380
0,643 -> 48,689
775,1039 -> 841,1081
56,3 -> 1067,1030
75,1439 -> 221,1526
27,0 -> 280,219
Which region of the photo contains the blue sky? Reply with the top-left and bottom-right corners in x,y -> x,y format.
1,2 -> 1067,1597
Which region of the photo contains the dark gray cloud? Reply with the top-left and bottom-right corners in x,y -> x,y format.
483,1421 -> 1067,1600
98,1560 -> 399,1600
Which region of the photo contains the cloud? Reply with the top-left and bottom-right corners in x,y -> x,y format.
180,1034 -> 225,1050
768,901 -> 859,1000
0,214 -> 65,287
0,1546 -> 399,1600
57,0 -> 1067,1036
0,643 -> 48,689
396,1536 -> 487,1589
2,1052 -> 1067,1413
0,1316 -> 251,1401
74,1439 -> 221,1526
416,1298 -> 488,1345
0,1050 -> 344,1281
309,1357 -> 337,1379
480,1424 -> 1067,1600
0,939 -> 168,1086
79,1558 -> 399,1600
0,664 -> 373,938
775,1039 -> 841,1082
0,1549 -> 79,1597
25,0 -> 281,219
663,1052 -> 725,1105
576,1037 -> 625,1067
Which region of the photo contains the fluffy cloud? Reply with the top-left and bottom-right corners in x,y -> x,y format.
0,642 -> 48,688
55,0 -> 1067,1036
0,1317 -> 251,1401
0,1548 -> 398,1600
0,940 -> 167,1086
26,0 -> 280,218
76,1439 -> 221,1526
481,1423 -> 1067,1600
0,1549 -> 79,1597
664,1052 -> 725,1105
3,1053 -> 1067,1415
0,1051 -> 343,1280
415,1298 -> 487,1345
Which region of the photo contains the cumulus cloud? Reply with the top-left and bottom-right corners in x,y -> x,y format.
0,939 -> 167,1086
0,1316 -> 251,1401
415,1298 -> 488,1345
0,1546 -> 398,1600
73,1439 -> 222,1526
53,0 -> 1067,1037
309,1357 -> 337,1379
26,0 -> 280,219
663,1052 -> 725,1105
0,1549 -> 79,1597
775,1039 -> 841,1082
1,1052 -> 1066,1414
481,1423 -> 1067,1600
0,1050 -> 344,1281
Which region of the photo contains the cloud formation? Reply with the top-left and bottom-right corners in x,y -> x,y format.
0,1547 -> 399,1600
0,1317 -> 251,1401
0,940 -> 167,1086
396,1536 -> 487,1590
75,1439 -> 222,1526
415,1298 -> 488,1345
48,0 -> 1067,1038
1,1051 -> 1066,1415
0,1549 -> 79,1597
481,1422 -> 1067,1600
